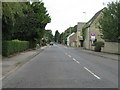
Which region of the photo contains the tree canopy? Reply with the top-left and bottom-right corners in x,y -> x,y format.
54,30 -> 60,43
2,2 -> 51,48
59,25 -> 77,44
98,1 -> 120,41
44,30 -> 53,43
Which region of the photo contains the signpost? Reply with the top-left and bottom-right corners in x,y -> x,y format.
90,33 -> 95,41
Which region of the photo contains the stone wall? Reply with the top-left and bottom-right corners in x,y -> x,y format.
102,42 -> 119,54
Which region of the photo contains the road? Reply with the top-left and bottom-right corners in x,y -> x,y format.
2,44 -> 118,88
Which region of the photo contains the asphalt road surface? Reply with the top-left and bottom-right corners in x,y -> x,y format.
2,44 -> 118,88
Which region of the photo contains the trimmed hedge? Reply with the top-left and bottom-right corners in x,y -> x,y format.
94,41 -> 104,52
2,40 -> 29,56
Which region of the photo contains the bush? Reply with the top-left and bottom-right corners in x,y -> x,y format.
2,40 -> 29,56
94,41 -> 104,52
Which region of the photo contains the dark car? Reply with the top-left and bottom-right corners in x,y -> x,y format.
49,42 -> 54,45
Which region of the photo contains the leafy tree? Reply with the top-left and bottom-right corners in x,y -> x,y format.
60,25 -> 77,44
2,2 -> 26,40
98,1 -> 120,41
2,2 -> 51,48
58,32 -> 64,44
54,30 -> 60,43
44,30 -> 53,43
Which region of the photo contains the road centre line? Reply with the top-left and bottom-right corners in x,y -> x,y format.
65,53 -> 79,64
68,55 -> 72,58
65,53 -> 100,80
73,58 -> 77,62
73,58 -> 80,64
76,61 -> 80,64
84,67 -> 101,80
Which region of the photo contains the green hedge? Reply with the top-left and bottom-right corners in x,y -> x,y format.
2,40 -> 29,56
94,41 -> 104,52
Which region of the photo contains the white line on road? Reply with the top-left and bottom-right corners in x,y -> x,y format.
73,58 -> 80,64
73,58 -> 77,62
76,61 -> 80,64
73,58 -> 76,61
84,67 -> 101,80
68,55 -> 72,58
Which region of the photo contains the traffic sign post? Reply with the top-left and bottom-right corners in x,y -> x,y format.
90,33 -> 95,41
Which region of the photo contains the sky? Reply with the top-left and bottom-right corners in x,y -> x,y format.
42,0 -> 116,35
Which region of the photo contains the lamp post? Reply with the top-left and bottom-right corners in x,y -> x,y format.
83,12 -> 86,22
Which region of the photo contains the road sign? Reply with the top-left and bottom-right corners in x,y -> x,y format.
90,33 -> 95,41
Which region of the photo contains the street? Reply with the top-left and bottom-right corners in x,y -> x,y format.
2,44 -> 118,88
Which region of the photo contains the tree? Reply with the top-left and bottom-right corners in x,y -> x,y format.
54,30 -> 60,43
58,32 -> 64,44
44,30 -> 53,43
2,2 -> 51,48
2,2 -> 26,40
98,1 -> 120,41
60,25 -> 77,44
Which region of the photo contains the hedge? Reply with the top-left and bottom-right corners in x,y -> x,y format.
2,40 -> 29,56
94,41 -> 104,52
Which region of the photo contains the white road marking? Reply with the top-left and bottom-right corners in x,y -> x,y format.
76,61 -> 80,64
68,55 -> 72,58
64,53 -> 100,80
84,67 -> 101,80
73,58 -> 80,64
73,58 -> 77,62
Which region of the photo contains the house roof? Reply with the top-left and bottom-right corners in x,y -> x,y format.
86,8 -> 104,28
67,32 -> 75,38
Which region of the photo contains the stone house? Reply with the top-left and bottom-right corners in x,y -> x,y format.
83,8 -> 119,54
67,33 -> 77,47
67,32 -> 75,46
83,9 -> 104,50
67,22 -> 85,47
76,22 -> 85,47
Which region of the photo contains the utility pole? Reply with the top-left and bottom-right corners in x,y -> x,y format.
83,12 -> 86,22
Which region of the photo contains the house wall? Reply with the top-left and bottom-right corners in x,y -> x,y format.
67,33 -> 75,46
77,22 -> 85,47
69,33 -> 77,47
83,9 -> 119,54
84,12 -> 104,50
84,28 -> 90,49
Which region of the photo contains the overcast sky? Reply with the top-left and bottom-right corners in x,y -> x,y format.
42,0 -> 116,35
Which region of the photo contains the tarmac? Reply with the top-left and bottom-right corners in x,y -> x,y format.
73,47 -> 119,61
1,45 -> 119,80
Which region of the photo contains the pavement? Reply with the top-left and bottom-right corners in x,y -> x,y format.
72,47 -> 119,61
1,46 -> 47,80
2,44 -> 118,88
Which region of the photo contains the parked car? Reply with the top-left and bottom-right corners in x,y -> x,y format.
49,42 -> 54,45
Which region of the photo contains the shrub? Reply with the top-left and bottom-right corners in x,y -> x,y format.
94,41 -> 104,52
2,40 -> 29,56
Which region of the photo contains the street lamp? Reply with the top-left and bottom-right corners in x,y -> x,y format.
83,12 -> 86,22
